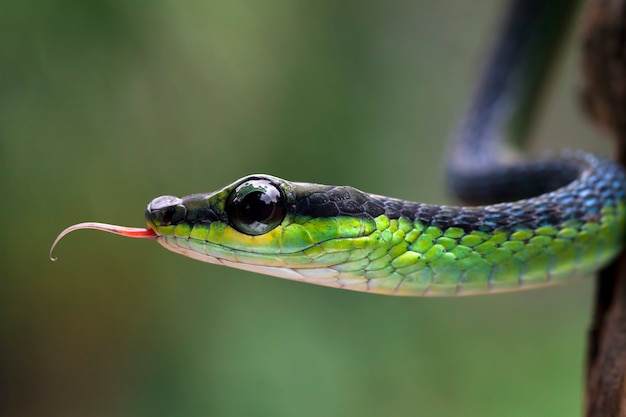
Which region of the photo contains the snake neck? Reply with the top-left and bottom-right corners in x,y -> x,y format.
292,152 -> 625,234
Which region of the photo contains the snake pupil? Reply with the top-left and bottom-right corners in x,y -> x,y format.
241,192 -> 273,221
226,179 -> 286,235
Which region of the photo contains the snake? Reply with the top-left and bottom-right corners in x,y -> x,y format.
50,0 -> 626,296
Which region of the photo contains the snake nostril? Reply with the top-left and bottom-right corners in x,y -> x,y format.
157,205 -> 187,226
146,195 -> 185,226
161,206 -> 175,225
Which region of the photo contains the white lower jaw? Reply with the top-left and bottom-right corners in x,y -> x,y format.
156,237 -> 339,282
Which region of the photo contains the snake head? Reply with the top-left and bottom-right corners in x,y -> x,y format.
143,174 -> 381,280
145,174 -> 294,243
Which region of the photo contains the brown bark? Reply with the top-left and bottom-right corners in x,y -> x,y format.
582,0 -> 626,415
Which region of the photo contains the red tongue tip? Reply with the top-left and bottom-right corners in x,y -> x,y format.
115,227 -> 158,238
50,222 -> 158,261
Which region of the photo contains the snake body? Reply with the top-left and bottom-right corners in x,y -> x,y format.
147,153 -> 625,295
53,0 -> 626,296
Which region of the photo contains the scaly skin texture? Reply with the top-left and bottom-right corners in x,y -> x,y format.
146,152 -> 626,296
52,1 -> 626,297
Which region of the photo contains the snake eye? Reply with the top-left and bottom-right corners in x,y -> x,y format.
226,179 -> 286,235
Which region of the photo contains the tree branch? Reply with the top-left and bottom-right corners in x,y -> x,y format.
581,0 -> 626,415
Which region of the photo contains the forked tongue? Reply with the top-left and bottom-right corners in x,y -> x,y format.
50,222 -> 157,261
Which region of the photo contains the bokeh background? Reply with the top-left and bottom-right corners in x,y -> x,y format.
2,1 -> 613,416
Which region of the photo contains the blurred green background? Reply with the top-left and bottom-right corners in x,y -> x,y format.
2,1 -> 613,416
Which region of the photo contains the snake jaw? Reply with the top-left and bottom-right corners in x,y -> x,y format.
49,222 -> 157,261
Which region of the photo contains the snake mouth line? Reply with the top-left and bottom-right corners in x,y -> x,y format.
160,229 -> 380,259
